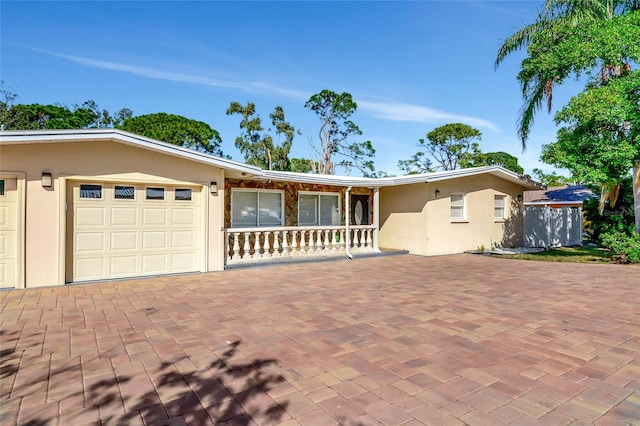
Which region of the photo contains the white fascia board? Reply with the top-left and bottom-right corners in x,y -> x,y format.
0,129 -> 263,176
260,170 -> 381,187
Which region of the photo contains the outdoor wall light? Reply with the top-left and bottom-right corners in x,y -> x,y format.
435,189 -> 440,199
210,181 -> 218,195
41,172 -> 53,188
517,194 -> 523,202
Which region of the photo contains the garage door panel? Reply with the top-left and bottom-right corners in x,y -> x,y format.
0,205 -> 10,227
0,232 -> 14,256
171,230 -> 195,248
171,252 -> 197,271
142,254 -> 168,274
75,257 -> 107,280
172,209 -> 196,225
111,232 -> 137,251
76,233 -> 106,252
76,207 -> 106,226
70,182 -> 201,282
142,231 -> 167,249
143,208 -> 167,225
111,208 -> 138,226
111,256 -> 138,277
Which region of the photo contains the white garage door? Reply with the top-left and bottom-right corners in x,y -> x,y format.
0,177 -> 19,287
69,182 -> 202,282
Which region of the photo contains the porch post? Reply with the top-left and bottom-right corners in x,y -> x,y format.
373,187 -> 380,252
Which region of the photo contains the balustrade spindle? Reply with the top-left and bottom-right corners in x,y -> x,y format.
281,230 -> 289,256
243,232 -> 251,260
232,233 -> 240,260
263,231 -> 272,257
366,229 -> 373,248
299,230 -> 307,255
273,231 -> 281,257
331,230 -> 338,252
253,232 -> 261,259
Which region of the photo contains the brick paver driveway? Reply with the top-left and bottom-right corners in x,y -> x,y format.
1,254 -> 639,425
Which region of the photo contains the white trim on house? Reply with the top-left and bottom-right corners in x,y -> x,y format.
261,166 -> 540,190
0,130 -> 541,190
0,129 -> 263,176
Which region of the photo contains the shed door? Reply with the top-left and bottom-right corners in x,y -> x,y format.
68,182 -> 202,282
0,178 -> 19,287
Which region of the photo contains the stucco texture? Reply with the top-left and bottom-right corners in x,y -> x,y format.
379,175 -> 525,256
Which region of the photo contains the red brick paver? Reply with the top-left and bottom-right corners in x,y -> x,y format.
1,254 -> 639,425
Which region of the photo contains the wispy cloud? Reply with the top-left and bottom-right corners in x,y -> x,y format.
39,49 -> 310,100
357,100 -> 500,132
37,48 -> 499,133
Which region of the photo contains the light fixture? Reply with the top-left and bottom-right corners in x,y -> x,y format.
41,172 -> 52,188
517,194 -> 523,202
435,189 -> 440,199
210,181 -> 218,195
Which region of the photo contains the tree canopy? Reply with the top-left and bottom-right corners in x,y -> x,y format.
305,90 -> 375,175
226,102 -> 298,171
117,113 -> 223,156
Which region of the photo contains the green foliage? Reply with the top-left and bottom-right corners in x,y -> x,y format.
305,90 -> 375,175
226,102 -> 297,171
532,168 -> 574,187
423,123 -> 482,171
497,1 -> 640,145
1,93 -> 132,130
464,151 -> 525,175
118,113 -> 223,156
289,158 -> 313,173
542,70 -> 640,186
397,153 -> 433,175
583,177 -> 636,243
600,231 -> 640,263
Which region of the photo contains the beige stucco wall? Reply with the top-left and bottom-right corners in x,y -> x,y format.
0,140 -> 225,288
379,175 -> 525,256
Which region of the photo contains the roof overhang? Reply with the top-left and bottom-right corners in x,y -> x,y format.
261,166 -> 542,190
0,129 -> 263,176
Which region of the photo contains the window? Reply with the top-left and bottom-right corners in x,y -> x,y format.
231,190 -> 283,227
450,194 -> 465,219
299,192 -> 340,226
114,185 -> 135,200
0,179 -> 4,196
175,188 -> 192,201
494,195 -> 506,219
146,187 -> 165,200
80,184 -> 102,199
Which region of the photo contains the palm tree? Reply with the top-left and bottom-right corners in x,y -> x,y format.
495,0 -> 638,147
496,0 -> 640,233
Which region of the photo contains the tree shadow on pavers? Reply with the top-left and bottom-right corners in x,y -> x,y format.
0,329 -> 21,380
101,340 -> 289,425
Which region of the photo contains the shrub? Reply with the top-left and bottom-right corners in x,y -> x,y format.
600,231 -> 640,263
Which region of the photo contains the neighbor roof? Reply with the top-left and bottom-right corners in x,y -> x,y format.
524,185 -> 593,205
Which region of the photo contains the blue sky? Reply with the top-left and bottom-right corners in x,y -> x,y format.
2,1 -> 584,176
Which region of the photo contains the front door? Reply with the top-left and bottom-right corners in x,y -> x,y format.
350,195 -> 370,225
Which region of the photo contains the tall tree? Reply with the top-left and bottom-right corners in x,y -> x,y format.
496,1 -> 640,232
118,113 -> 223,156
226,102 -> 297,171
463,151 -> 525,175
304,90 -> 375,175
495,0 -> 639,145
423,123 -> 482,171
532,168 -> 574,187
1,97 -> 131,130
397,153 -> 433,175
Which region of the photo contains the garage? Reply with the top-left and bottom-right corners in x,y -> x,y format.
67,181 -> 204,282
0,176 -> 22,288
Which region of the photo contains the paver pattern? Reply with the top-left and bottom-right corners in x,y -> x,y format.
1,254 -> 639,425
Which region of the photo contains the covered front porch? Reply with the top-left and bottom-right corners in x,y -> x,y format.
222,172 -> 381,267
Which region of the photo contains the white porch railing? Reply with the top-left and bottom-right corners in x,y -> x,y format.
224,225 -> 377,265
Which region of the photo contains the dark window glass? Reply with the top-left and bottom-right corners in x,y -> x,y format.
115,186 -> 135,200
0,180 -> 4,196
175,188 -> 192,201
80,184 -> 102,199
146,187 -> 165,200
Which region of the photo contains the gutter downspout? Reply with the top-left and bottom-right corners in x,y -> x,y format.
345,186 -> 353,259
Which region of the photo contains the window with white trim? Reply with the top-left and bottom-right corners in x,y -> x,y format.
298,192 -> 340,226
450,193 -> 465,219
494,195 -> 506,219
231,190 -> 284,227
